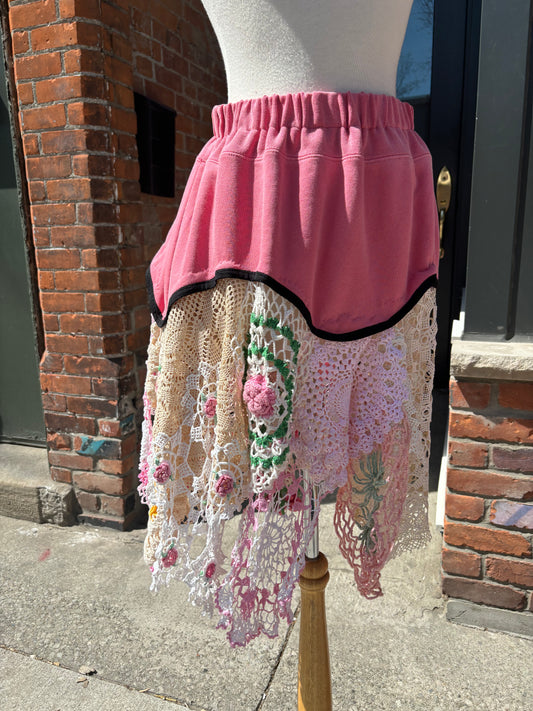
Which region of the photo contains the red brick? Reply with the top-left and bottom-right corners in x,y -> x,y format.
445,493 -> 485,522
33,227 -> 50,247
442,576 -> 526,610
26,155 -> 71,180
66,396 -> 117,418
72,154 -> 113,178
73,470 -> 133,496
32,203 -> 76,226
39,351 -> 63,372
59,314 -> 103,334
447,468 -> 533,501
99,453 -> 136,475
46,334 -> 89,354
47,178 -> 92,201
31,21 -> 101,52
76,490 -> 100,512
490,500 -> 533,531
50,225 -> 97,248
42,392 -> 67,411
50,467 -> 72,484
44,412 -> 97,435
486,557 -> 533,588
22,133 -> 40,155
48,450 -> 93,470
63,47 -> 103,74
14,51 -> 61,81
449,413 -> 533,444
492,446 -> 533,473
91,378 -> 119,398
88,334 -> 125,356
67,101 -> 108,127
11,30 -> 30,55
28,180 -> 46,202
59,0 -> 101,21
38,270 -> 54,290
16,82 -> 34,105
43,313 -> 59,331
40,291 -> 85,313
498,382 -> 533,411
35,75 -> 105,104
444,521 -> 531,557
36,248 -> 80,270
442,548 -> 481,578
21,104 -> 66,130
41,129 -> 88,154
64,355 -> 119,377
448,440 -> 488,468
47,433 -> 71,450
81,248 -> 119,269
98,419 -> 121,437
10,0 -> 57,28
54,271 -> 100,292
41,373 -> 91,395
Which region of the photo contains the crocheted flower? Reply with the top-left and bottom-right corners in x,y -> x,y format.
243,374 -> 276,417
162,547 -> 178,568
153,461 -> 171,483
215,473 -> 234,496
204,396 -> 217,418
149,505 -> 158,520
205,562 -> 216,579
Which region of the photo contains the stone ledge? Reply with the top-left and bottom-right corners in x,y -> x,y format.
0,443 -> 78,526
451,340 -> 533,382
446,599 -> 533,639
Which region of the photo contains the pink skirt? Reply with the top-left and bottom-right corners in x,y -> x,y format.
139,92 -> 439,647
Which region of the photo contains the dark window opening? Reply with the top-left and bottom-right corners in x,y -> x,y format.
134,93 -> 176,198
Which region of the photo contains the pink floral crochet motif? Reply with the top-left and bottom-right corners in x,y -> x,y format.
215,473 -> 234,496
205,562 -> 216,579
153,461 -> 171,483
243,374 -> 276,417
204,397 -> 217,418
162,547 -> 177,568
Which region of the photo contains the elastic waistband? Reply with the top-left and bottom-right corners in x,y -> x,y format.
212,91 -> 414,136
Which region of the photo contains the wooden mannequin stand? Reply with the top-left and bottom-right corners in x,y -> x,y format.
297,488 -> 333,710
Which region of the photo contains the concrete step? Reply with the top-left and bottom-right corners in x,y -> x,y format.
0,443 -> 77,525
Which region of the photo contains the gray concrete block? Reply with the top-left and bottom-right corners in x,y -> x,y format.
0,443 -> 77,525
446,598 -> 533,639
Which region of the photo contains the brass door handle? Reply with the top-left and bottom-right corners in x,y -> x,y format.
436,166 -> 451,258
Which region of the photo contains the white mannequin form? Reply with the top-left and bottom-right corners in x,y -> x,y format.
201,0 -> 414,102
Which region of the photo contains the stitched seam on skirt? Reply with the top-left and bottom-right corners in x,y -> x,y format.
199,150 -> 430,166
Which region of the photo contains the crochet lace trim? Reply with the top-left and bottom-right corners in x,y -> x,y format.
139,280 -> 436,647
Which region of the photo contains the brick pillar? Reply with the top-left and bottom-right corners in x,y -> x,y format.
443,342 -> 533,637
7,0 -> 225,528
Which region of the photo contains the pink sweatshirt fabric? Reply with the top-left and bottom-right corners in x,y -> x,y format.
148,92 -> 439,339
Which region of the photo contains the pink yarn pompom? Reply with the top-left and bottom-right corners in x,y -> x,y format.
243,374 -> 277,417
215,473 -> 234,496
154,461 -> 171,483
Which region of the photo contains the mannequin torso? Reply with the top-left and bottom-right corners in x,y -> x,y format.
201,0 -> 414,102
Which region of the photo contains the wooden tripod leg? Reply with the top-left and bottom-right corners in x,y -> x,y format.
297,552 -> 332,711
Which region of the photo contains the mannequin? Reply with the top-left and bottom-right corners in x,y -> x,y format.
140,0 -> 439,659
201,0 -> 414,101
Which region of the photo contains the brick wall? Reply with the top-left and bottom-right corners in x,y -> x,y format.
443,376 -> 533,620
7,0 -> 225,528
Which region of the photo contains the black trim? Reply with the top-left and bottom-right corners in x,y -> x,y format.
146,268 -> 438,343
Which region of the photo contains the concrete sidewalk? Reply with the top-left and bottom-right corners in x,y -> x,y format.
0,493 -> 531,711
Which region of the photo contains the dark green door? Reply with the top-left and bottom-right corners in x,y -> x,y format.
398,0 -> 480,389
0,38 -> 45,445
